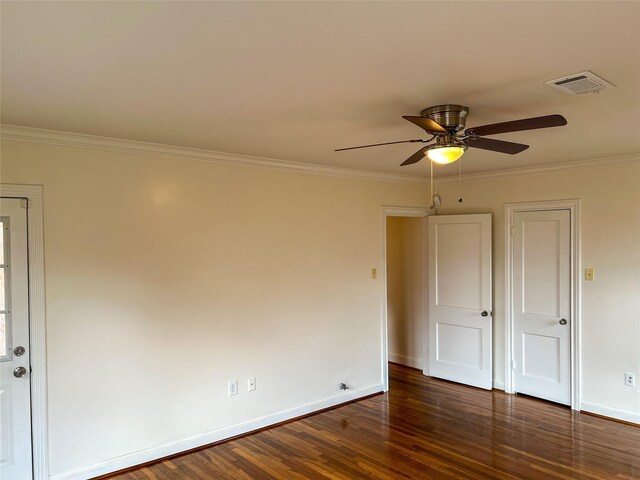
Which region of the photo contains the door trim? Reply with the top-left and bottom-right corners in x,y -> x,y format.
504,199 -> 581,410
380,206 -> 431,392
0,184 -> 49,479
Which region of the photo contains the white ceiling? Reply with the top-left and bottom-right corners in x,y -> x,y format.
1,1 -> 639,176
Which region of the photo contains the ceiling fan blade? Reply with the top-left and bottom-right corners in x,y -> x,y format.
467,114 -> 567,137
400,147 -> 428,166
466,137 -> 529,154
402,116 -> 447,134
335,139 -> 423,152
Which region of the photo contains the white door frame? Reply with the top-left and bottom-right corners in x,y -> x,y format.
0,184 -> 49,479
380,206 -> 431,391
504,199 -> 581,410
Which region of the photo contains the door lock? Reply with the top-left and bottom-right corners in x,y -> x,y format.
559,319 -> 567,325
13,345 -> 25,356
481,311 -> 489,317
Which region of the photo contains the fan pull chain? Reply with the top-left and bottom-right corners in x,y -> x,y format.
430,160 -> 435,210
457,157 -> 463,203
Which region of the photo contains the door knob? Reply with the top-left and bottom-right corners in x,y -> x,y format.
481,311 -> 489,317
13,366 -> 27,378
559,319 -> 567,325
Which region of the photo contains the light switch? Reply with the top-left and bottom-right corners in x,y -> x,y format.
585,268 -> 594,281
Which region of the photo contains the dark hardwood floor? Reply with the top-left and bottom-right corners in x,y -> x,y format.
104,364 -> 639,479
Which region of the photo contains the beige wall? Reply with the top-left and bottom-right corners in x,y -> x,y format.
0,139 -> 430,476
386,216 -> 423,368
1,137 -> 638,476
434,161 -> 640,419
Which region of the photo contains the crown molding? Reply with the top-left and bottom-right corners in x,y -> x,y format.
0,124 -> 427,184
2,124 -> 638,185
435,153 -> 640,184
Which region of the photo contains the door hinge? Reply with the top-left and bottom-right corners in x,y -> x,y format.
20,199 -> 31,209
511,360 -> 517,370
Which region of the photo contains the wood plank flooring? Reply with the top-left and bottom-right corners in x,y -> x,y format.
103,364 -> 639,479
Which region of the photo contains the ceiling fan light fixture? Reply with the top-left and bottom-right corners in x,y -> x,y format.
426,145 -> 467,164
336,104 -> 566,167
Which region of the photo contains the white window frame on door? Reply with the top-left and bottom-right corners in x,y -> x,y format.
380,206 -> 431,392
504,199 -> 581,411
0,183 -> 48,479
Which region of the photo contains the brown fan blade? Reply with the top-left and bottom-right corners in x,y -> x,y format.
467,114 -> 567,137
401,147 -> 428,166
466,137 -> 529,154
335,139 -> 423,152
402,116 -> 447,134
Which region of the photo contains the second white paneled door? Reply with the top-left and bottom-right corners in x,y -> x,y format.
428,214 -> 492,390
513,209 -> 571,405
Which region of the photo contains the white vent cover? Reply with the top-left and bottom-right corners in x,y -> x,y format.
545,71 -> 615,95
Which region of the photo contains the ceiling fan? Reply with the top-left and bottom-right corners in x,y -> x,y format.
336,105 -> 567,166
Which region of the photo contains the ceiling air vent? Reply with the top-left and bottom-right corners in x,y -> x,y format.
545,71 -> 615,95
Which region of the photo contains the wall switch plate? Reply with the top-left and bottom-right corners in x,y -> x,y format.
228,379 -> 238,396
624,372 -> 635,387
585,268 -> 595,281
371,268 -> 377,280
248,377 -> 256,392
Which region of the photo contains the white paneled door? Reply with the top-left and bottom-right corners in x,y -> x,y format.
428,214 -> 492,390
513,210 -> 571,405
0,198 -> 32,480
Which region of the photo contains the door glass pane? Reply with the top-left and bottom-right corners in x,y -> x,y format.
0,269 -> 4,310
0,221 -> 4,264
0,313 -> 6,357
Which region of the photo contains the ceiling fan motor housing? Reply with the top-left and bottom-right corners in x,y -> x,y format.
421,104 -> 469,133
432,134 -> 466,148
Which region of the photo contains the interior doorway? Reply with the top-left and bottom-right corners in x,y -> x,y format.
381,208 -> 493,392
380,207 -> 429,391
505,200 -> 581,410
386,216 -> 424,370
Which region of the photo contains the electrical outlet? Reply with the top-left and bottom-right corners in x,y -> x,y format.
585,268 -> 595,281
624,372 -> 636,387
248,377 -> 256,392
228,379 -> 238,396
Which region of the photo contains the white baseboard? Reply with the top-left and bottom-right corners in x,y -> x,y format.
388,352 -> 422,369
50,384 -> 383,480
492,379 -> 505,390
580,401 -> 640,425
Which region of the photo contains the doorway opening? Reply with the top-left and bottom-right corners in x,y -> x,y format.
386,217 -> 424,369
380,207 -> 429,391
